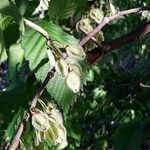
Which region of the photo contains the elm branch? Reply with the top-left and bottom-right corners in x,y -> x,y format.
79,7 -> 150,46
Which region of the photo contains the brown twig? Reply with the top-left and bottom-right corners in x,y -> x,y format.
105,21 -> 150,53
79,7 -> 150,46
30,68 -> 56,108
5,18 -> 66,149
86,21 -> 150,64
47,39 -> 64,59
79,28 -> 101,47
6,68 -> 56,150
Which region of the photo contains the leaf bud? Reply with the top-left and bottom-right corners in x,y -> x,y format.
55,59 -> 68,77
66,71 -> 81,93
66,45 -> 85,60
77,18 -> 93,33
69,64 -> 83,77
89,8 -> 104,23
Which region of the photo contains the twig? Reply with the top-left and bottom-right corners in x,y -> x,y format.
140,83 -> 150,88
6,19 -> 60,150
79,28 -> 101,47
79,7 -> 150,46
47,40 -> 64,59
30,68 -> 55,108
87,21 -> 150,64
6,68 -> 56,150
4,113 -> 30,150
105,21 -> 150,53
6,19 -> 66,149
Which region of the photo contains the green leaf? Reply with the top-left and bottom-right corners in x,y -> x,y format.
22,20 -> 78,111
0,29 -> 7,63
8,43 -> 24,83
35,62 -> 52,83
22,20 -> 78,70
114,121 -> 143,150
35,62 -> 77,112
41,21 -> 78,46
0,13 -> 13,30
22,27 -> 47,70
48,0 -> 88,21
47,73 -> 77,112
0,0 -> 22,22
48,0 -> 76,20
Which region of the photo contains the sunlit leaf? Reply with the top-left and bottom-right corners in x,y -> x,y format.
22,20 -> 78,70
35,61 -> 77,112
48,0 -> 76,20
0,13 -> 13,30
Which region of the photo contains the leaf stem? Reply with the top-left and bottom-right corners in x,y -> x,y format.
30,68 -> 55,108
24,19 -> 49,39
5,68 -> 56,150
